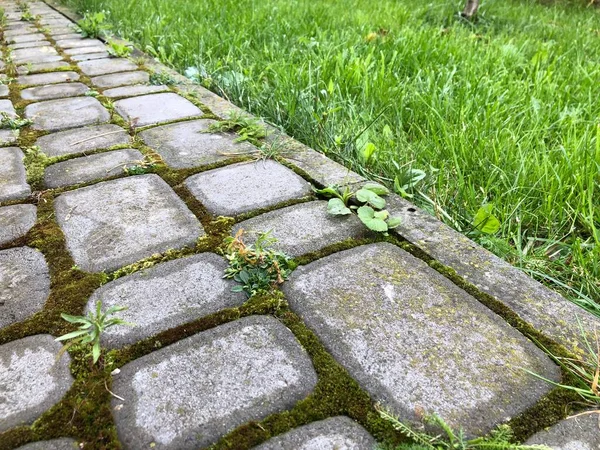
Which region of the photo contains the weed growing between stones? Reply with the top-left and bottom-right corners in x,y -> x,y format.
0,111 -> 32,129
224,229 -> 293,297
208,111 -> 268,146
106,40 -> 131,58
148,69 -> 176,86
22,145 -> 50,189
376,407 -> 551,450
315,183 -> 401,234
77,10 -> 109,38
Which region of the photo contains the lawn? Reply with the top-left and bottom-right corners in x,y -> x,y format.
61,0 -> 600,314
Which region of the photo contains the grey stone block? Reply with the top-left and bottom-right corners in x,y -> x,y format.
103,84 -> 170,99
253,416 -> 376,450
15,438 -> 79,450
0,129 -> 19,146
0,99 -> 16,118
114,93 -> 202,127
44,148 -> 144,188
526,413 -> 600,450
21,82 -> 89,101
86,253 -> 246,347
8,33 -> 46,44
55,174 -> 204,272
0,85 -> 9,98
9,40 -> 51,50
0,335 -> 73,432
233,201 -> 370,257
91,71 -> 149,88
70,52 -> 110,62
12,46 -> 58,62
0,204 -> 37,246
0,247 -> 50,329
25,97 -> 110,131
18,71 -> 80,86
282,243 -> 560,436
64,46 -> 107,56
55,38 -> 103,49
36,124 -> 130,157
0,147 -> 30,202
13,55 -> 65,66
185,160 -> 312,216
78,58 -> 137,76
17,61 -> 73,74
139,119 -> 257,169
384,194 -> 600,358
111,316 -> 317,449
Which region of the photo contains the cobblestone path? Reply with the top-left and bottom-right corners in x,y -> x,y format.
1,1 -> 599,449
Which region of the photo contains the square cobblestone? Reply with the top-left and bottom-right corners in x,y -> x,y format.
25,97 -> 110,131
114,93 -> 202,127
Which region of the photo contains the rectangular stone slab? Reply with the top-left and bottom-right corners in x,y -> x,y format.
55,38 -> 103,49
64,46 -> 107,56
0,204 -> 37,246
18,71 -> 80,86
43,148 -> 144,188
0,147 -> 31,202
114,93 -> 202,127
25,96 -> 110,131
17,61 -> 73,74
36,124 -> 131,157
54,174 -> 204,272
20,82 -> 89,101
111,316 -> 318,449
0,129 -> 18,146
282,242 -> 560,436
91,71 -> 149,88
77,58 -> 138,76
70,52 -> 110,62
102,84 -> 170,99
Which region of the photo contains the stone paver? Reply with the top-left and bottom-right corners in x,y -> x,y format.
9,40 -> 51,50
18,71 -> 80,86
526,413 -> 600,450
17,61 -> 72,74
77,58 -> 138,76
54,174 -> 204,272
25,97 -> 110,131
185,160 -> 312,216
103,84 -> 170,99
12,46 -> 58,62
233,201 -> 371,257
0,85 -> 9,98
0,334 -> 74,432
139,119 -> 256,169
112,316 -> 318,449
4,28 -> 37,38
37,124 -> 131,157
91,70 -> 149,88
114,92 -> 202,127
8,33 -> 46,44
14,54 -> 64,66
15,439 -> 80,450
43,148 -> 144,188
55,38 -> 103,48
0,147 -> 30,202
282,243 -> 560,436
0,204 -> 36,246
86,253 -> 246,347
254,417 -> 376,450
0,98 -> 17,117
71,52 -> 110,62
21,82 -> 89,101
0,247 -> 50,329
0,129 -> 18,146
64,46 -> 107,56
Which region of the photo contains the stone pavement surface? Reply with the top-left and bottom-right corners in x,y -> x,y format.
0,1 -> 599,449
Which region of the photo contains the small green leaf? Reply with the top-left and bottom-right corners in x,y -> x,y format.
374,210 -> 389,220
92,341 -> 101,364
361,142 -> 377,163
313,185 -> 341,199
362,183 -> 390,196
356,188 -> 386,209
327,198 -> 352,215
473,204 -> 501,234
387,216 -> 402,229
357,206 -> 389,232
55,329 -> 89,341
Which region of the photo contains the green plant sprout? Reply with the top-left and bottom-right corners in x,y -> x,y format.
20,10 -> 36,21
377,405 -> 551,450
107,40 -> 132,58
315,183 -> 401,234
77,10 -> 109,38
0,112 -> 32,129
149,70 -> 177,86
56,301 -> 133,364
208,111 -> 268,146
224,229 -> 292,297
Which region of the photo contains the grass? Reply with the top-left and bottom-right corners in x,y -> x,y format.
60,0 -> 600,314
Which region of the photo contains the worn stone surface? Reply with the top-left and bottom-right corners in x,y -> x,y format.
64,45 -> 107,56
91,70 -> 149,88
139,119 -> 256,169
115,93 -> 202,127
37,124 -> 130,157
13,54 -> 64,66
8,33 -> 46,44
526,413 -> 600,450
12,46 -> 59,62
55,174 -> 204,272
44,148 -> 144,188
9,40 -> 51,50
0,99 -> 16,118
0,204 -> 37,246
185,160 -> 312,216
0,129 -> 18,146
25,96 -> 110,131
0,247 -> 50,329
383,194 -> 600,357
112,316 -> 317,449
55,38 -> 103,49
15,438 -> 80,450
87,253 -> 246,347
78,58 -> 138,76
18,71 -> 80,86
70,52 -> 110,62
4,28 -> 38,39
20,82 -> 89,101
234,201 -> 370,257
254,417 -> 376,450
0,334 -> 74,432
283,243 -> 560,436
103,84 -> 170,99
17,61 -> 72,74
0,147 -> 30,202
0,85 -> 8,98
